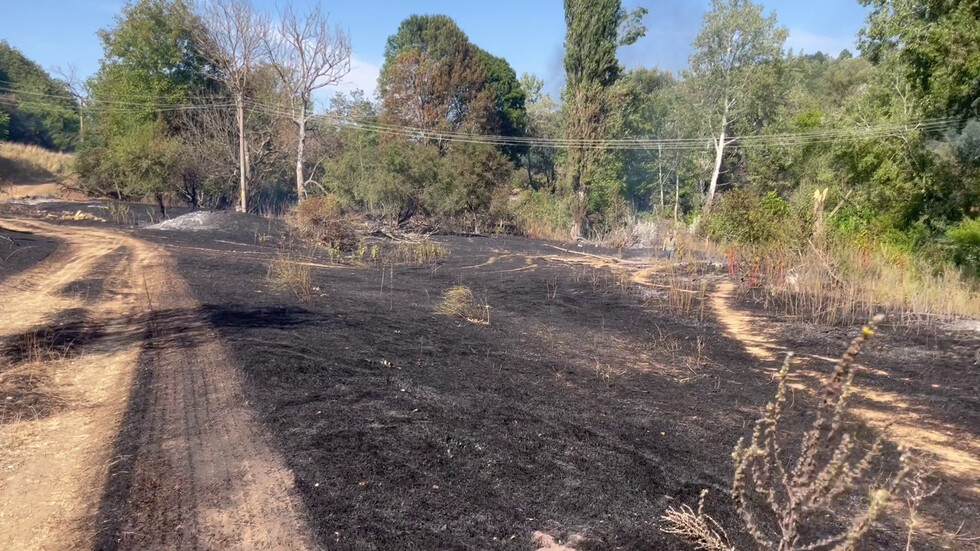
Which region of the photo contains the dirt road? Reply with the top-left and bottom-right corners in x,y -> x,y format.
0,219 -> 312,550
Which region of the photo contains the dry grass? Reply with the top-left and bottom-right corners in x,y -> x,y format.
266,255 -> 314,301
0,142 -> 74,183
733,243 -> 980,326
386,240 -> 450,266
662,316 -> 914,550
572,266 -> 635,296
319,237 -> 449,267
600,225 -> 641,253
435,285 -> 490,325
286,195 -> 359,251
516,217 -> 571,242
597,219 -> 672,251
0,328 -> 75,424
592,360 -> 621,388
616,213 -> 979,326
639,265 -> 709,320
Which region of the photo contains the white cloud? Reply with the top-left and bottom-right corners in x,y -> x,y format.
786,28 -> 856,57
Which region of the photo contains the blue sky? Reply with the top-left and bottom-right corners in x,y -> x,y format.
1,0 -> 870,101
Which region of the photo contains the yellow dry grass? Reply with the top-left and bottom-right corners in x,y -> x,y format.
709,282 -> 980,501
747,243 -> 980,326
0,141 -> 74,183
435,285 -> 490,324
267,255 -> 314,301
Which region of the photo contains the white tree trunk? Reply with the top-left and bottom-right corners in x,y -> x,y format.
658,145 -> 665,211
296,117 -> 306,200
674,171 -> 680,223
295,97 -> 308,201
705,109 -> 728,214
236,98 -> 247,213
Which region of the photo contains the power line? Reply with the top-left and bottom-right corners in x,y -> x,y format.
244,99 -> 962,149
0,97 -> 237,114
0,85 -> 236,110
1,85 -> 963,151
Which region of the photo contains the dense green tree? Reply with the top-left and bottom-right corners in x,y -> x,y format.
620,68 -> 676,211
0,110 -> 9,141
795,0 -> 980,259
428,142 -> 513,220
478,50 -> 527,160
0,41 -> 79,150
859,0 -> 980,120
77,0 -> 216,201
561,0 -> 646,236
519,73 -> 559,189
322,87 -> 514,226
739,54 -> 873,199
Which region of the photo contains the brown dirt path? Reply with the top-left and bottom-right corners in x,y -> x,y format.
0,219 -> 312,550
708,279 -> 980,544
1,220 -> 139,550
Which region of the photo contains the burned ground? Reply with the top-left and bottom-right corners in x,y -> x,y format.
135,225 -> 979,550
0,223 -> 60,285
2,210 -> 976,549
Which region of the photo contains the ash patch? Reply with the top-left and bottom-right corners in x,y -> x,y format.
144,211 -> 222,231
141,210 -> 282,243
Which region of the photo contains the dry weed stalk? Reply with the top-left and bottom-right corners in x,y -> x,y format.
389,240 -> 449,266
592,360 -> 618,388
663,315 -> 913,550
661,490 -> 736,551
903,467 -> 940,551
546,275 -> 559,301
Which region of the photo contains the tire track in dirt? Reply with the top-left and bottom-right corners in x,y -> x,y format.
95,230 -> 313,550
0,219 -> 312,550
0,220 -> 144,551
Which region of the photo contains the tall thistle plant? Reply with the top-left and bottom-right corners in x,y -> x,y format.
663,315 -> 911,550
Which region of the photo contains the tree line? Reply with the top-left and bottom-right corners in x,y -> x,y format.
0,0 -> 977,272
0,41 -> 79,150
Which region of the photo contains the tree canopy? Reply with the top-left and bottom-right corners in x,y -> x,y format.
0,41 -> 79,150
860,0 -> 980,120
379,14 -> 525,144
76,0 -> 215,200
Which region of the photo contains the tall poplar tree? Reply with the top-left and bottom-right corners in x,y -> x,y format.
561,0 -> 646,237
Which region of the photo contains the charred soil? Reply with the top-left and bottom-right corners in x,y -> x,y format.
142,226 -> 980,550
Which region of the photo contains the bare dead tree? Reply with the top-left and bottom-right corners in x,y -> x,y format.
196,0 -> 268,213
52,64 -> 87,146
175,96 -> 238,207
266,3 -> 351,201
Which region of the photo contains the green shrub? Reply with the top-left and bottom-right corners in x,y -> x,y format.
706,190 -> 805,247
946,217 -> 980,276
510,190 -> 574,240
